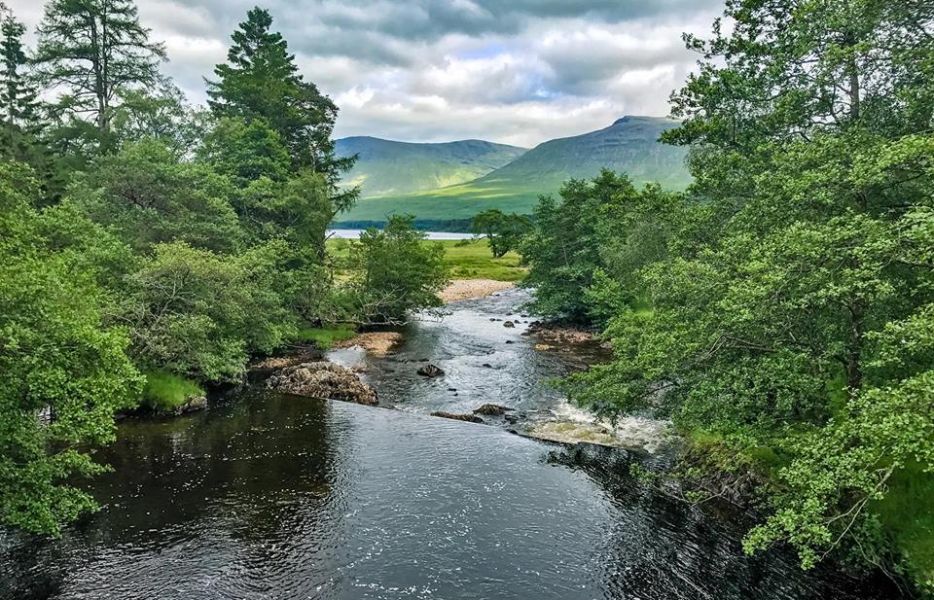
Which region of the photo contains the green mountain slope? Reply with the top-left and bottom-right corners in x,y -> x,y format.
335,137 -> 527,198
338,116 -> 691,224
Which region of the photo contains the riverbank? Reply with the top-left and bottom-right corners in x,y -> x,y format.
439,278 -> 515,303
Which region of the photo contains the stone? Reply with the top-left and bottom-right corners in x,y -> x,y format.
267,361 -> 378,405
430,411 -> 484,423
473,404 -> 513,416
417,363 -> 445,377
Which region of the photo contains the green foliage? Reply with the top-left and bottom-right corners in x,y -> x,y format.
125,241 -> 297,382
206,6 -> 352,194
111,82 -> 205,155
34,0 -> 166,143
348,216 -> 449,323
71,139 -> 244,253
0,4 -> 39,130
522,170 -> 680,324
523,0 -> 934,588
141,371 -> 204,413
293,324 -> 356,349
0,162 -> 142,535
198,116 -> 291,184
471,209 -> 531,258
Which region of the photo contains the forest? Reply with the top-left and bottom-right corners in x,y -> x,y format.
0,1 -> 447,535
517,0 -> 933,592
0,0 -> 932,596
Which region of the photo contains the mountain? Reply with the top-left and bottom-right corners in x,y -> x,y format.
337,116 -> 691,226
335,137 -> 527,198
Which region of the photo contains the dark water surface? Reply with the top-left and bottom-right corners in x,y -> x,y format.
0,291 -> 904,600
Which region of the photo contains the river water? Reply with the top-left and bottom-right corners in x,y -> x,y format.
0,290 -> 903,599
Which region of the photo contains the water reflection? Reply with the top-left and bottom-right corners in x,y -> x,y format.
1,393 -> 903,600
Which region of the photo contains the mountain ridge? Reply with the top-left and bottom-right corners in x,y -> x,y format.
337,116 -> 691,225
335,136 -> 527,198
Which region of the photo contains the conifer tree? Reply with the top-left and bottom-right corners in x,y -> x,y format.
0,3 -> 39,131
34,0 -> 165,142
207,6 -> 354,207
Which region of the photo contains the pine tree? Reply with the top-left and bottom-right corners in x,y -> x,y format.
207,6 -> 354,203
34,0 -> 165,140
0,3 -> 39,131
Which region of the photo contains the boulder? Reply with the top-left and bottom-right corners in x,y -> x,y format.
417,363 -> 445,377
267,361 -> 378,405
503,321 -> 515,328
473,403 -> 513,416
431,411 -> 484,423
173,395 -> 207,415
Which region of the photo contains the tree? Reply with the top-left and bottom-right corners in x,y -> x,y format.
521,171 -> 639,323
111,81 -> 206,156
124,241 -> 297,383
548,0 -> 934,581
348,216 -> 448,324
207,6 -> 356,207
471,209 -> 531,258
0,3 -> 39,130
34,0 -> 165,145
70,139 -> 244,254
0,161 -> 142,535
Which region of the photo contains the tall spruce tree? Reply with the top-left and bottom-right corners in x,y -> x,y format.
0,3 -> 39,131
207,6 -> 354,207
34,0 -> 165,144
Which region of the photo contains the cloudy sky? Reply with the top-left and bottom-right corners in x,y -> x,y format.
9,0 -> 723,147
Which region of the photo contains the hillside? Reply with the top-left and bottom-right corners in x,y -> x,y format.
335,137 -> 527,198
338,116 -> 691,225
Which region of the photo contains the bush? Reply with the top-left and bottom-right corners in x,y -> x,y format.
348,215 -> 448,323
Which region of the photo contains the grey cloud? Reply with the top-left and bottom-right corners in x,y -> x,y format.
8,0 -> 723,146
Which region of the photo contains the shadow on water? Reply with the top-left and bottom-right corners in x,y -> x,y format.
547,444 -> 904,600
0,392 -> 906,600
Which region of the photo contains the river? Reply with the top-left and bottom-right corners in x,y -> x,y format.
0,289 -> 904,599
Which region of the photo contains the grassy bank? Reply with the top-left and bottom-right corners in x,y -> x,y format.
439,239 -> 526,281
141,371 -> 205,413
292,324 -> 357,349
327,237 -> 526,282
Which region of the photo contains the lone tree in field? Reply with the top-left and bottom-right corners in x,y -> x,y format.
34,0 -> 165,144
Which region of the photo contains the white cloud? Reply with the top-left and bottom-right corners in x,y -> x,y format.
7,0 -> 722,146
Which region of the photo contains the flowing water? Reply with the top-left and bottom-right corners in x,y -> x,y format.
0,289 -> 904,599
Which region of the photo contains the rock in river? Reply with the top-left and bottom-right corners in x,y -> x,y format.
473,403 -> 513,416
417,363 -> 445,377
267,361 -> 378,405
431,411 -> 484,423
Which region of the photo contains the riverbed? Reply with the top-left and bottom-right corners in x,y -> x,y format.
0,290 -> 904,599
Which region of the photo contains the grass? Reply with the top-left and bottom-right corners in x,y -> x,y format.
439,238 -> 526,282
876,465 -> 934,594
293,324 -> 357,349
142,371 -> 204,413
341,185 -> 542,221
326,237 -> 527,283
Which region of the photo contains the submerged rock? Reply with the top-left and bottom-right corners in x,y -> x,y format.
417,363 -> 445,377
473,403 -> 513,416
431,411 -> 484,424
173,395 -> 207,416
267,361 -> 378,405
